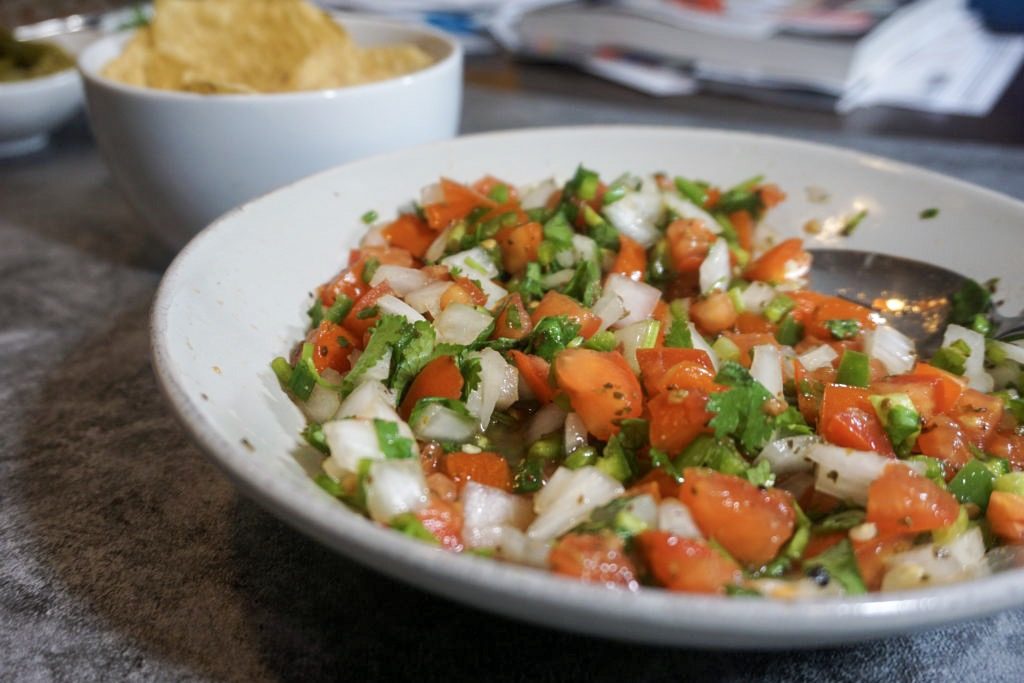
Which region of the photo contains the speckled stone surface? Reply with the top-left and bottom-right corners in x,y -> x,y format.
3,88 -> 1024,682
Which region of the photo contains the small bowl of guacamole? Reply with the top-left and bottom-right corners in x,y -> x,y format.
0,27 -> 82,157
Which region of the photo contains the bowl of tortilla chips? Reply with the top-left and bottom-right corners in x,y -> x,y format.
78,0 -> 461,249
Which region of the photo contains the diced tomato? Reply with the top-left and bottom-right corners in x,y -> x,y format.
493,293 -> 533,341
634,469 -> 681,500
788,290 -> 876,340
422,178 -> 495,230
472,174 -> 519,202
416,497 -> 464,551
690,291 -> 738,336
624,480 -> 664,504
636,347 -> 715,395
648,390 -> 711,454
734,311 -> 776,334
342,282 -> 395,339
635,531 -> 742,594
866,464 -> 960,535
550,532 -> 639,589
554,349 -> 643,440
509,350 -> 555,404
658,361 -> 724,397
916,415 -> 973,469
721,332 -> 778,368
793,360 -> 822,426
819,384 -> 894,456
531,291 -> 601,339
495,221 -> 542,274
987,491 -> 1024,543
611,234 -> 648,281
442,451 -> 512,492
852,533 -> 915,591
728,210 -> 755,253
679,468 -> 796,566
666,218 -> 716,273
951,388 -> 1004,450
309,321 -> 359,373
440,277 -> 488,310
910,362 -> 966,414
381,214 -> 436,258
870,375 -> 940,422
744,238 -> 810,284
987,432 -> 1024,470
399,355 -> 464,420
757,183 -> 787,208
321,246 -> 415,307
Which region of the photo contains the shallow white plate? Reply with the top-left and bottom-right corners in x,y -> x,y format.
151,126 -> 1024,648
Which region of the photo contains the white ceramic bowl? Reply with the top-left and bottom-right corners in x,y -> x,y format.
152,126 -> 1024,649
0,34 -> 82,158
78,14 -> 462,250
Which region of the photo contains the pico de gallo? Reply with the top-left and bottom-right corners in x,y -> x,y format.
271,167 -> 1024,598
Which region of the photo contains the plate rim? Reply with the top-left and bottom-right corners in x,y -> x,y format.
150,124 -> 1024,648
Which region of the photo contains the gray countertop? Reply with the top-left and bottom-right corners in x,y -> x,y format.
3,84 -> 1024,682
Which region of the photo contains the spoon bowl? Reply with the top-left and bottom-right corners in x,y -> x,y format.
809,249 -> 1022,356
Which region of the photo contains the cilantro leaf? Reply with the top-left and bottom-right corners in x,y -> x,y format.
529,315 -> 580,362
563,258 -> 601,306
650,447 -> 683,483
460,354 -> 483,401
373,419 -> 414,459
950,278 -> 992,328
663,300 -> 693,348
389,320 -> 436,401
706,362 -> 776,455
824,318 -> 861,340
341,315 -> 408,396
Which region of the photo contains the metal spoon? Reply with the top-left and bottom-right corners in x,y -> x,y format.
808,249 -> 1024,356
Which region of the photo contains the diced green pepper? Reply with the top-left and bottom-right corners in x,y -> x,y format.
775,314 -> 804,346
948,459 -> 998,509
674,176 -> 708,206
869,393 -> 921,457
994,472 -> 1024,497
565,445 -> 598,470
836,350 -> 870,388
763,294 -> 795,324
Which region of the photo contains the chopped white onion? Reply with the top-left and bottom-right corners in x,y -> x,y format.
526,403 -> 567,445
434,303 -> 492,345
555,248 -> 577,269
614,320 -> 660,374
528,467 -> 624,541
376,294 -> 425,324
564,412 -> 588,455
441,246 -> 499,279
303,368 -> 342,424
410,402 -> 477,442
798,344 -> 839,372
360,225 -> 388,248
572,234 -> 599,263
337,379 -> 399,419
604,274 -> 661,329
755,435 -> 819,476
591,291 -> 627,332
688,323 -> 720,371
470,348 -> 514,429
424,224 -> 453,263
518,178 -> 558,210
942,324 -> 994,392
323,417 -> 416,474
750,344 -> 784,400
863,325 -> 917,376
541,269 -> 575,289
490,527 -> 552,568
476,278 -> 508,312
624,494 -> 658,529
369,265 -> 430,297
699,238 -> 731,294
461,482 -> 534,549
602,191 -> 661,247
740,281 -> 776,313
881,527 -> 987,592
420,182 -> 443,205
657,498 -> 704,538
804,444 -> 904,506
661,191 -> 721,234
364,459 -> 429,524
404,281 -> 451,319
